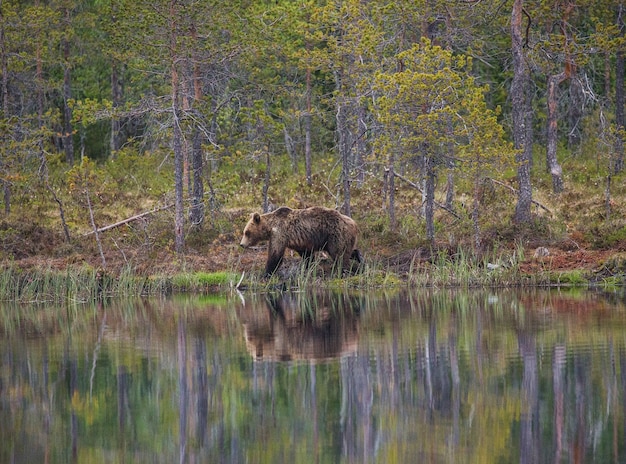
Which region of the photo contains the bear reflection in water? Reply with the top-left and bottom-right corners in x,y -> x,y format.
237,293 -> 361,362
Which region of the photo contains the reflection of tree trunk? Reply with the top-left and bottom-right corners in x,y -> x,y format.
425,317 -> 437,414
611,344 -> 620,463
177,320 -> 188,464
66,348 -> 79,462
310,363 -> 319,464
340,356 -> 374,462
615,348 -> 626,458
340,357 -> 356,461
552,344 -> 565,463
519,332 -> 539,464
449,316 -> 460,446
117,366 -> 130,431
194,337 -> 208,447
573,355 -> 587,463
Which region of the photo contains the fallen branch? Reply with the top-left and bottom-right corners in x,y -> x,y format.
488,178 -> 552,215
83,203 -> 174,236
389,169 -> 461,219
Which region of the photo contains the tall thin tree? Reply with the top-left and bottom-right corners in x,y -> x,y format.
511,0 -> 533,223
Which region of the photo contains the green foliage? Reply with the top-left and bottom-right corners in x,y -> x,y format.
374,39 -> 513,175
547,270 -> 588,286
1,0 -> 626,290
588,220 -> 626,250
171,271 -> 240,291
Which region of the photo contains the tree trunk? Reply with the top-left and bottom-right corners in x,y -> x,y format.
472,184 -> 481,251
386,159 -> 396,232
109,1 -> 123,156
110,62 -> 122,155
170,1 -> 184,254
511,0 -> 533,223
62,7 -> 74,165
190,127 -> 204,226
615,5 -> 625,173
305,66 -> 312,186
189,22 -> 204,227
173,108 -> 184,253
547,72 -> 565,193
424,157 -> 436,244
0,1 -> 9,214
181,70 -> 191,196
263,150 -> 271,213
605,51 -> 611,100
567,76 -> 583,148
336,101 -> 352,216
355,105 -> 366,186
284,127 -> 296,173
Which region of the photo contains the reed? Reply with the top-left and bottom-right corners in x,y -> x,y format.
0,265 -> 141,303
407,246 -> 529,288
2,240 -> 596,304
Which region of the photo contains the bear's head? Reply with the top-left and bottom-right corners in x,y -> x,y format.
240,212 -> 271,248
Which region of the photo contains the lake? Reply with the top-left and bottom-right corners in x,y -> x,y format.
1,288 -> 626,463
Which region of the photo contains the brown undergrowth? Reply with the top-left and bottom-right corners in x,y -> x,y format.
1,214 -> 620,285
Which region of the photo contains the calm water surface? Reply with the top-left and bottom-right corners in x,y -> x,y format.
2,288 -> 626,463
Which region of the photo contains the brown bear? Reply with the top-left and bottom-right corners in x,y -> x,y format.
239,206 -> 362,276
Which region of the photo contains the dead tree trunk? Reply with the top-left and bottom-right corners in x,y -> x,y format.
546,72 -> 566,193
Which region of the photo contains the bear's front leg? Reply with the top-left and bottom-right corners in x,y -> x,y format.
265,240 -> 286,277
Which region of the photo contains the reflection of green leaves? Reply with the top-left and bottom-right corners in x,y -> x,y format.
2,291 -> 626,462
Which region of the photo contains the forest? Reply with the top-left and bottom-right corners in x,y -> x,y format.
1,0 -> 626,284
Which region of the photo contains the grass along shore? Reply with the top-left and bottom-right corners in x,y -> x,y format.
1,246 -> 625,304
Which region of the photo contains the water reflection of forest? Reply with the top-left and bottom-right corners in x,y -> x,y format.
1,289 -> 626,463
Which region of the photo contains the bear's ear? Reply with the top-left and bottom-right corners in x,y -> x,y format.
253,213 -> 261,224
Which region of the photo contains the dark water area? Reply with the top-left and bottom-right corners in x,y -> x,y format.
2,288 -> 626,463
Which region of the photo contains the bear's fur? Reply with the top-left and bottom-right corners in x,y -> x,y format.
239,206 -> 362,276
